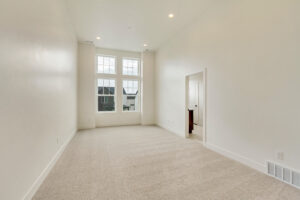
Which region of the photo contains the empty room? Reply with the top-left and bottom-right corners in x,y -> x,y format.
1,0 -> 300,199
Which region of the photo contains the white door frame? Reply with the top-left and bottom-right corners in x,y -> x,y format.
185,69 -> 207,144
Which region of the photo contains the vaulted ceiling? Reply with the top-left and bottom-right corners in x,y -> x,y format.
66,0 -> 212,52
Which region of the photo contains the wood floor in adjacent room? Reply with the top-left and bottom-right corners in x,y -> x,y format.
33,126 -> 300,200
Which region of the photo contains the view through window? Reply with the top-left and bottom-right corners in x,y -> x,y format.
96,55 -> 140,113
97,79 -> 115,112
123,80 -> 139,111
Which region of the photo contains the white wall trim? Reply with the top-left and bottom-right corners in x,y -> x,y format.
22,130 -> 77,200
157,123 -> 185,138
204,142 -> 266,174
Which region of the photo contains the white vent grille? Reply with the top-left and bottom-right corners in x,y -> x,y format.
267,161 -> 300,189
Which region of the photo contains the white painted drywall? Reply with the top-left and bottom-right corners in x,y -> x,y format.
155,0 -> 300,171
141,51 -> 155,125
78,42 -> 96,129
0,0 -> 77,199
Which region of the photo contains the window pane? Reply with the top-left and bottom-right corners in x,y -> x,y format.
97,78 -> 116,112
104,87 -> 110,94
128,80 -> 133,87
104,57 -> 109,65
109,87 -> 115,95
133,67 -> 138,75
110,80 -> 115,87
123,59 -> 139,76
128,67 -> 132,75
98,65 -> 104,73
123,80 -> 139,111
97,56 -> 115,74
104,65 -> 109,73
98,57 -> 104,64
98,96 -> 115,112
98,79 -> 104,87
103,79 -> 109,86
109,66 -> 114,73
98,87 -> 103,94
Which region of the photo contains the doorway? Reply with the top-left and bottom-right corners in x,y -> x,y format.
185,70 -> 206,142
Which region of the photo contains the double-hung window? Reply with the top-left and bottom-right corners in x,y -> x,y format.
122,58 -> 140,112
97,55 -> 116,112
96,55 -> 140,113
122,80 -> 139,111
97,79 -> 116,112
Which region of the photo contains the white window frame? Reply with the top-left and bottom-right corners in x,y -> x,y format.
122,57 -> 140,76
122,79 -> 140,112
97,78 -> 117,113
95,54 -> 141,114
97,55 -> 117,75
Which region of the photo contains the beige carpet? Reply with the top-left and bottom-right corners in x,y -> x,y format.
33,126 -> 300,200
189,125 -> 203,141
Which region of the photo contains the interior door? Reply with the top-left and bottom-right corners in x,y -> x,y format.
188,78 -> 199,125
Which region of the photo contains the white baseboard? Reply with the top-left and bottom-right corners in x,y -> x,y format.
204,142 -> 266,174
156,123 -> 185,138
22,130 -> 77,200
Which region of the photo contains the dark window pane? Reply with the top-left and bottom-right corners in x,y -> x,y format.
127,96 -> 135,100
104,87 -> 110,95
98,87 -> 103,94
98,96 -> 115,111
109,87 -> 115,95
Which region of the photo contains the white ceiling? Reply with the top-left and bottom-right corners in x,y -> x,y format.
66,0 -> 211,52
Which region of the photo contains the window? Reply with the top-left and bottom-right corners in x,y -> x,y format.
122,58 -> 139,76
97,56 -> 116,74
97,79 -> 116,112
123,80 -> 139,111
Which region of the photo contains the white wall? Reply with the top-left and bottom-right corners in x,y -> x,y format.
0,0 -> 77,199
141,51 -> 155,125
78,42 -> 96,129
155,0 -> 300,172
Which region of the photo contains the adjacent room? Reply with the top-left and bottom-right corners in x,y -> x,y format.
1,0 -> 300,199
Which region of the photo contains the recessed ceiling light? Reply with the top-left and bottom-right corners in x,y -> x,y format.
143,44 -> 148,47
168,13 -> 174,18
96,36 -> 101,40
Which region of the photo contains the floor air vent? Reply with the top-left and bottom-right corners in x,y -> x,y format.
267,161 -> 300,189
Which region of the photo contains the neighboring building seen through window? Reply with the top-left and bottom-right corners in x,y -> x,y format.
122,59 -> 138,76
97,79 -> 115,112
97,56 -> 116,74
123,80 -> 138,111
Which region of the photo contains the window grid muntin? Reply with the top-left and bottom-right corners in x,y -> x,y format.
122,58 -> 139,76
97,56 -> 116,74
97,78 -> 116,112
122,80 -> 139,111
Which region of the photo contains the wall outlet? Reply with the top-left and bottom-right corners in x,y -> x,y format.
276,152 -> 284,161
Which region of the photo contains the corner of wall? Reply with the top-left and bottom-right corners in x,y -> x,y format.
22,130 -> 77,200
204,142 -> 266,174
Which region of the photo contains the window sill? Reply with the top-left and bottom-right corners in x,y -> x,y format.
97,111 -> 117,114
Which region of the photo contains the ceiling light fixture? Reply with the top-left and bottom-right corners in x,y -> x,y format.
168,13 -> 174,18
143,44 -> 148,47
96,36 -> 101,40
